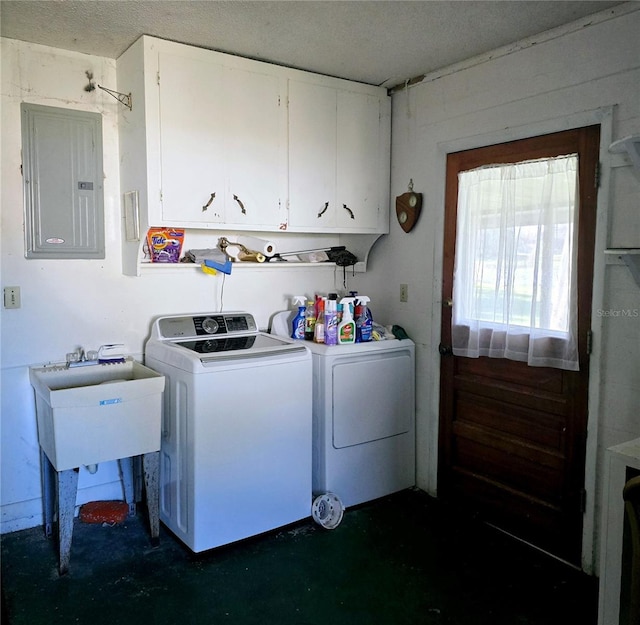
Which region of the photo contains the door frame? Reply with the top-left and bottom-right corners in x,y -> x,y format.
428,107 -> 613,573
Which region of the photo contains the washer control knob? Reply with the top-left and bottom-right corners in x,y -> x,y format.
201,317 -> 219,334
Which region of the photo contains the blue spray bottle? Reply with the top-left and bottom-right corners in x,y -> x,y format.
355,296 -> 373,342
291,296 -> 307,340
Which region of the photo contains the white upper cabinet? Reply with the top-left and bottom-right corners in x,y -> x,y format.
158,51 -> 226,224
117,36 -> 389,246
337,89 -> 386,231
156,47 -> 285,228
223,66 -> 284,228
288,81 -> 336,229
288,81 -> 389,233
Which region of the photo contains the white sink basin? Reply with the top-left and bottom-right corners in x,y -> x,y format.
29,359 -> 165,471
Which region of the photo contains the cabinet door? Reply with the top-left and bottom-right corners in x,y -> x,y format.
223,66 -> 284,228
336,91 -> 382,230
288,81 -> 385,232
159,51 -> 226,224
288,81 -> 337,229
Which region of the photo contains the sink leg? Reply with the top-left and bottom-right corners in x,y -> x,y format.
40,449 -> 55,538
143,452 -> 160,547
119,458 -> 136,516
133,455 -> 143,503
56,468 -> 79,575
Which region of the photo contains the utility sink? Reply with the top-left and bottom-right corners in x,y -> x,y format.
29,359 -> 165,471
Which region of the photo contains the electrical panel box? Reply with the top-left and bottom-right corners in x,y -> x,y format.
21,104 -> 104,259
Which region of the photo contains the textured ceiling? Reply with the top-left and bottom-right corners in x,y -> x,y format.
0,0 -> 627,87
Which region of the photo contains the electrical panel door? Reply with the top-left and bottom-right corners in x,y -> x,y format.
21,104 -> 104,259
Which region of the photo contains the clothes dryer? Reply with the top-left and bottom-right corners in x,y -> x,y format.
272,312 -> 415,507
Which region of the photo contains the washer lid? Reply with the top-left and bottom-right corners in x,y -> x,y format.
147,312 -> 309,368
174,333 -> 293,354
158,332 -> 308,366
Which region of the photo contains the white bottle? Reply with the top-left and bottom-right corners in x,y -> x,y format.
338,297 -> 356,344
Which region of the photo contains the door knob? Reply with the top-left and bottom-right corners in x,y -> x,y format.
439,344 -> 453,356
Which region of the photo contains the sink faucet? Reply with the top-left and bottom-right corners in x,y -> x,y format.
67,347 -> 92,368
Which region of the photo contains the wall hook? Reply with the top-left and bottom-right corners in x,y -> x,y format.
97,84 -> 132,111
84,70 -> 95,92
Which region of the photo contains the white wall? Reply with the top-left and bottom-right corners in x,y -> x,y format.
2,4 -> 638,576
0,38 -> 372,533
375,4 -> 640,573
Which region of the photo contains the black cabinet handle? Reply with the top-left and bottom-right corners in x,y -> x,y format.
233,194 -> 246,215
202,192 -> 216,212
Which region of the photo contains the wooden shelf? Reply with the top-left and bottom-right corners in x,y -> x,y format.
604,248 -> 640,255
138,260 -> 366,273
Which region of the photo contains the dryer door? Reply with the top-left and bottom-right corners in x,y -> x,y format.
332,350 -> 413,448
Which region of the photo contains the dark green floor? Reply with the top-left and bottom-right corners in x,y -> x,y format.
1,490 -> 597,625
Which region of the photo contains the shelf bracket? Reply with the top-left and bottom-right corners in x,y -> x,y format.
609,134 -> 640,172
605,249 -> 640,288
97,84 -> 132,111
622,254 -> 640,288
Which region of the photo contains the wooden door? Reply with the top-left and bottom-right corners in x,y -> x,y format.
439,126 -> 600,565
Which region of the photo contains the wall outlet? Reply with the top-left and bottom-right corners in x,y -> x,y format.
4,286 -> 20,308
4,286 -> 21,309
400,283 -> 408,303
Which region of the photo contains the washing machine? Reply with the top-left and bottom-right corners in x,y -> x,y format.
145,312 -> 312,553
271,312 -> 415,508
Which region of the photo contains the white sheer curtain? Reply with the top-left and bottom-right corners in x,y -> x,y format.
452,154 -> 580,371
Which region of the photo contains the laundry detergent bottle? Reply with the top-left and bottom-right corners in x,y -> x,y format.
291,296 -> 306,340
338,297 -> 356,344
304,299 -> 316,341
